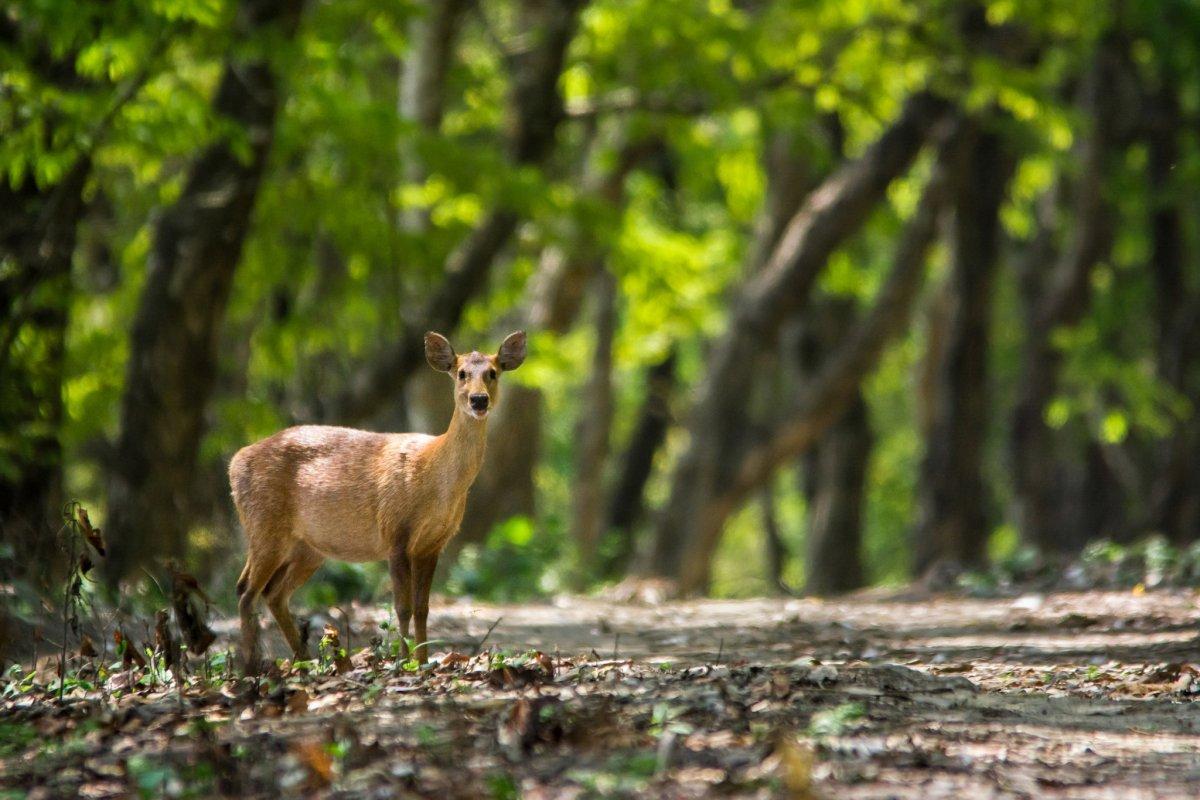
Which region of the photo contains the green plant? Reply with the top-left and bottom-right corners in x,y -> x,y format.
445,516 -> 559,601
648,703 -> 693,738
808,702 -> 866,737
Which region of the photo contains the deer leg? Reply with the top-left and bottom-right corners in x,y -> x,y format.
411,554 -> 438,664
265,546 -> 324,660
389,546 -> 413,658
236,549 -> 285,675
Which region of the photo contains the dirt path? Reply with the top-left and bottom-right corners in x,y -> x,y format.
4,589 -> 1200,798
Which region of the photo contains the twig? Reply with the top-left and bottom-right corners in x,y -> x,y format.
471,617 -> 503,656
612,633 -> 620,659
716,637 -> 724,666
335,605 -> 354,654
58,507 -> 79,704
140,567 -> 167,605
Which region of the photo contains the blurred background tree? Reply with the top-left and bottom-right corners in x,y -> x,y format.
4,0 -> 1200,608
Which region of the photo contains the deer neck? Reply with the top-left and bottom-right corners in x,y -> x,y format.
429,407 -> 488,490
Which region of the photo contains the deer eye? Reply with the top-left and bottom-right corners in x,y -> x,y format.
488,369 -> 497,381
458,369 -> 466,381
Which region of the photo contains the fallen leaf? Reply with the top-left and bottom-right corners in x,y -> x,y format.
292,740 -> 334,788
287,689 -> 311,714
79,634 -> 98,658
775,734 -> 817,800
76,506 -> 105,556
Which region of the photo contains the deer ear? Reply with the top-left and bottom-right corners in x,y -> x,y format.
425,332 -> 456,372
496,330 -> 527,371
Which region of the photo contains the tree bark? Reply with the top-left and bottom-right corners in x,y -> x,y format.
796,299 -> 872,596
602,349 -> 676,578
650,92 -> 952,589
759,486 -> 790,593
913,122 -> 1013,577
1144,74 -> 1200,544
740,126 -> 821,592
106,0 -> 304,578
0,160 -> 90,582
570,269 -> 618,579
1011,39 -> 1126,555
802,395 -> 871,595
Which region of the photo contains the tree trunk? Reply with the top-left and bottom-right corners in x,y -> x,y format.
570,269 -> 618,580
0,160 -> 90,583
106,0 -> 304,578
913,122 -> 1013,577
796,299 -> 872,596
759,486 -> 790,593
1011,38 -> 1126,555
652,95 -> 953,592
1144,75 -> 1200,544
750,121 -> 834,593
602,349 -> 676,578
802,396 -> 871,595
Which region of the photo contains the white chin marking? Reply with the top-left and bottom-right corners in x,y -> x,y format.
470,409 -> 489,420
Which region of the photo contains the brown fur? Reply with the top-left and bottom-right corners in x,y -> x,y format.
230,331 -> 526,671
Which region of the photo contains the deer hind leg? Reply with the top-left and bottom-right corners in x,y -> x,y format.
236,545 -> 286,675
265,543 -> 324,661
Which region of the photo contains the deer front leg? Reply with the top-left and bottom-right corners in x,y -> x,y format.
388,546 -> 413,659
411,554 -> 438,664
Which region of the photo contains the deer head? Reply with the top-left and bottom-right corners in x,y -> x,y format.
425,330 -> 527,420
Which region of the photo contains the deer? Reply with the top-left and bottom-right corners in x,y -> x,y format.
229,330 -> 526,673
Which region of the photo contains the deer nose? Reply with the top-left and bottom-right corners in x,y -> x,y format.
469,393 -> 489,412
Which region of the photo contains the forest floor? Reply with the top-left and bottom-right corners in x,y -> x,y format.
3,587 -> 1200,799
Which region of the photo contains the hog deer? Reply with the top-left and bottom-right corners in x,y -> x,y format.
229,331 -> 526,672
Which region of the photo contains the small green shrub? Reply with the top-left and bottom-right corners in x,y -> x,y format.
445,516 -> 560,601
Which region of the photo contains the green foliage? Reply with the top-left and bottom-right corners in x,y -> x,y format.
486,772 -> 519,800
7,0 -> 1200,602
0,721 -> 37,758
299,562 -> 386,608
1080,536 -> 1200,589
808,701 -> 866,737
446,516 -> 561,601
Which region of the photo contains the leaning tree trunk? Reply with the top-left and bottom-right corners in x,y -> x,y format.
106,0 -> 304,578
794,119 -> 877,599
913,121 -> 1013,578
650,92 -> 952,589
669,135 -> 958,594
